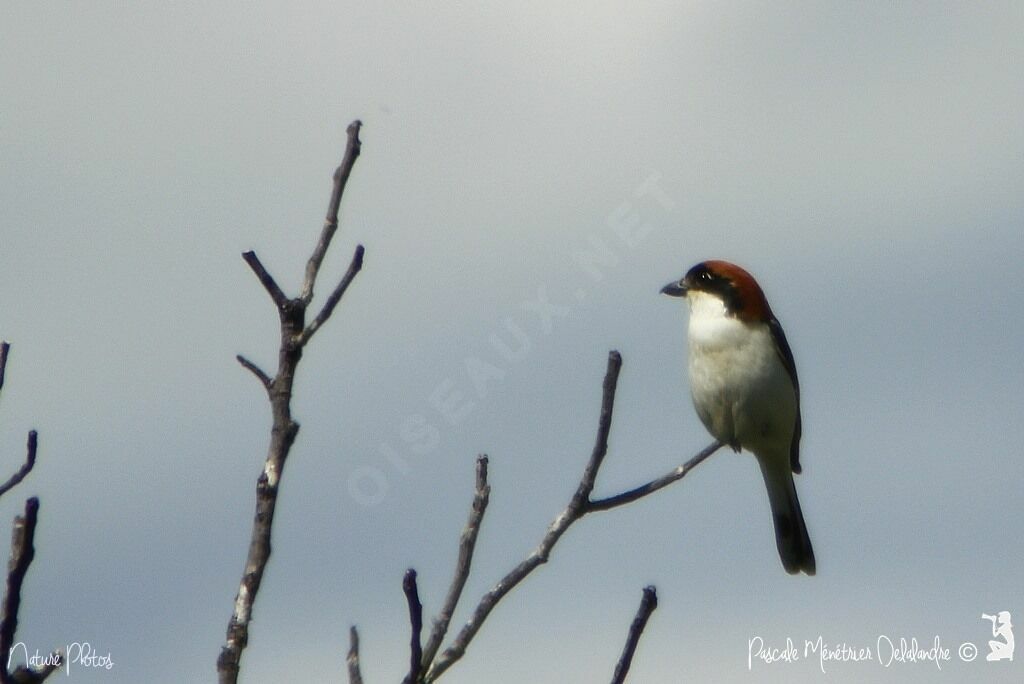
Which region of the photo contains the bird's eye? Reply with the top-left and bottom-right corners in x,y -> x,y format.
699,271 -> 712,282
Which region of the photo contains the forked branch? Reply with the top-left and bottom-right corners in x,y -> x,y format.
302,120 -> 363,305
420,351 -> 722,682
0,343 -> 43,501
0,432 -> 38,501
0,344 -> 61,682
218,122 -> 366,684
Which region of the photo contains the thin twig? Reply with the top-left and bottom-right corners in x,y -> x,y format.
420,456 -> 489,670
610,586 -> 658,684
300,244 -> 364,346
241,251 -> 289,310
587,440 -> 724,512
402,569 -> 424,684
218,121 -> 366,684
0,342 -> 9,393
235,355 -> 272,392
0,432 -> 38,501
424,352 -> 722,682
346,626 -> 363,684
301,120 -> 363,304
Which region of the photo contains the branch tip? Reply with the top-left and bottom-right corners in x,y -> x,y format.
242,250 -> 289,309
402,569 -> 424,684
610,586 -> 659,684
0,432 -> 40,501
235,355 -> 272,391
347,625 -> 363,684
0,341 -> 9,392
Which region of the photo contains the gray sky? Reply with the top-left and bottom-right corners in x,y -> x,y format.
1,2 -> 1022,683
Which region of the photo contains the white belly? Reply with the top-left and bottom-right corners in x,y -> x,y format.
686,301 -> 796,453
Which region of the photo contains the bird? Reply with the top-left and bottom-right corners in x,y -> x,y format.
661,260 -> 815,575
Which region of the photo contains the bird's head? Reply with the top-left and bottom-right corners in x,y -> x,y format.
661,260 -> 773,322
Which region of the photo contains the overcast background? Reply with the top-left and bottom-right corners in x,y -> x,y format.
1,2 -> 1022,683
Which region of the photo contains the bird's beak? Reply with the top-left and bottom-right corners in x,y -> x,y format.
660,280 -> 688,297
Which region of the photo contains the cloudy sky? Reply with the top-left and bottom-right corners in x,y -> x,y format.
1,2 -> 1022,683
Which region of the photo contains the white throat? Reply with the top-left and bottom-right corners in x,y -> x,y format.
686,290 -> 746,349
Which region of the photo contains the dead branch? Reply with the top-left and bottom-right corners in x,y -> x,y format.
587,440 -> 723,512
0,343 -> 9,393
420,456 -> 489,669
346,626 -> 363,684
0,344 -> 61,682
0,345 -> 42,502
234,355 -> 272,393
217,121 -> 366,684
0,499 -> 61,684
610,586 -> 658,684
401,569 -> 424,684
301,120 -> 363,305
421,351 -> 722,682
299,244 -> 364,345
0,433 -> 38,502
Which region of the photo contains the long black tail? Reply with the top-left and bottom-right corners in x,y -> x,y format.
759,459 -> 815,575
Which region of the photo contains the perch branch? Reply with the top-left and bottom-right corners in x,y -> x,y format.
420,456 -> 489,669
424,351 -> 622,681
0,432 -> 38,501
587,440 -> 724,512
610,586 -> 658,684
218,121 -> 365,684
424,351 -> 722,682
301,120 -> 363,305
401,569 -> 424,684
346,626 -> 363,684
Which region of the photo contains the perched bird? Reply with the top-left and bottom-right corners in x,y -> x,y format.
662,260 -> 815,575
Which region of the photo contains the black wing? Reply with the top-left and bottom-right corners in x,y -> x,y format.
768,317 -> 802,474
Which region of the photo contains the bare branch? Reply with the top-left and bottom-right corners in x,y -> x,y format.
241,251 -> 289,310
0,498 -> 61,684
299,244 -> 364,346
346,626 -> 363,684
0,342 -> 9,393
425,351 -> 622,682
420,456 -> 489,669
401,569 -> 424,684
587,440 -> 724,512
0,432 -> 38,501
610,586 -> 658,684
0,344 -> 40,502
572,350 -> 622,505
219,120 -> 365,684
0,498 -> 36,679
0,347 -> 60,683
301,120 -> 363,304
425,352 -> 721,682
234,355 -> 272,392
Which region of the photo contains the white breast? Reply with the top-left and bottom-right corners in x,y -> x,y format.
684,291 -> 796,453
